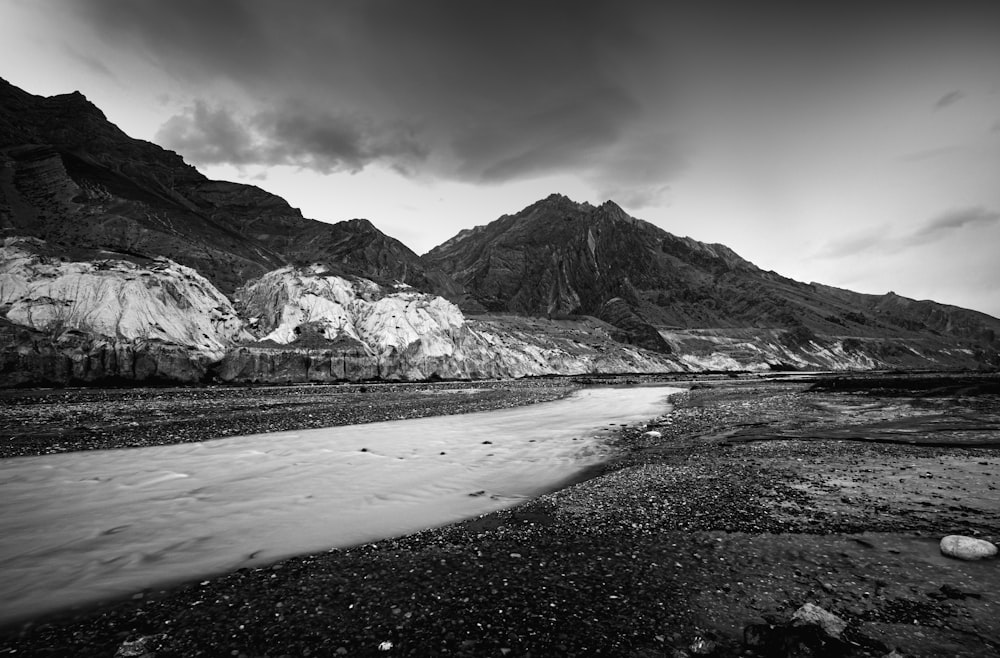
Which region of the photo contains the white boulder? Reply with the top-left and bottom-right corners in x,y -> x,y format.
940,535 -> 998,560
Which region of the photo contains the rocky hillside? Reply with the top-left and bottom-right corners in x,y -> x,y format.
1,79 -> 998,385
0,77 -> 464,301
218,265 -> 684,383
0,238 -> 687,385
425,194 -> 1000,365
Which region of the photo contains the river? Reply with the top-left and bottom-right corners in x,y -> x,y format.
0,385 -> 679,625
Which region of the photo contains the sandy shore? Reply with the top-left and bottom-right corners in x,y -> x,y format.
2,374 -> 1000,656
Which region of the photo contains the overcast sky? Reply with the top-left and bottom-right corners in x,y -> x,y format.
3,0 -> 1000,316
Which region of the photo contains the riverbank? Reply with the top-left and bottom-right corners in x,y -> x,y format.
3,375 -> 1000,656
0,380 -> 580,459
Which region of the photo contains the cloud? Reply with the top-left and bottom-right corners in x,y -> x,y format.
933,90 -> 965,110
156,102 -> 256,166
63,0 -> 1000,214
68,0 -> 685,189
815,226 -> 893,259
61,44 -> 117,81
905,206 -> 1000,245
586,130 -> 688,208
156,101 -> 427,174
817,207 -> 1000,258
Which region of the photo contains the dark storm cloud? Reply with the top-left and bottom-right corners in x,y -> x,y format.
156,103 -> 256,166
459,85 -> 640,182
68,0 -> 680,192
75,0 -> 272,81
257,109 -> 427,175
933,90 -> 965,110
156,101 -> 426,173
67,0 -> 1000,200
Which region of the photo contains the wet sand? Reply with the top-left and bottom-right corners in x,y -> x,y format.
2,373 -> 1000,656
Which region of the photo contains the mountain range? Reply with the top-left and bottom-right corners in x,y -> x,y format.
1,78 -> 998,385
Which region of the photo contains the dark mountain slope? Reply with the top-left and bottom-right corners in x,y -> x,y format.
0,78 -> 465,300
3,78 -> 998,375
426,194 -> 1000,359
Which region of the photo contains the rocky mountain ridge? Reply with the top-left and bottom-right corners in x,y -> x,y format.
1,79 -> 998,385
426,193 -> 1000,367
2,235 -> 990,386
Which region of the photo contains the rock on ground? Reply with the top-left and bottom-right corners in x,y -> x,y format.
790,602 -> 848,638
940,535 -> 998,560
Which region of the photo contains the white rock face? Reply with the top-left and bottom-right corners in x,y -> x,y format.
238,265 -> 465,356
0,238 -> 248,358
229,266 -> 683,382
940,535 -> 998,560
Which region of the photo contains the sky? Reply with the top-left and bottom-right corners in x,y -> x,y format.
2,0 -> 1000,317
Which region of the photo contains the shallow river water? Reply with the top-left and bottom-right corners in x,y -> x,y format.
0,385 -> 678,625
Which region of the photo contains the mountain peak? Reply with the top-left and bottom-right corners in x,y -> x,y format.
521,193 -> 594,219
535,192 -> 577,208
42,89 -> 107,120
597,199 -> 629,222
340,218 -> 379,233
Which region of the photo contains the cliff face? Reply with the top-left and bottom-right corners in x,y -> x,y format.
0,238 -> 247,356
0,320 -> 215,386
216,266 -> 679,383
0,237 -> 248,386
236,265 -> 466,353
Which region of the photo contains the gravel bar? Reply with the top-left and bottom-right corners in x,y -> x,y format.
0,380 -> 577,459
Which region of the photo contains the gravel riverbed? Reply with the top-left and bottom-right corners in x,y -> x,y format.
2,375 -> 999,657
0,380 -> 577,459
